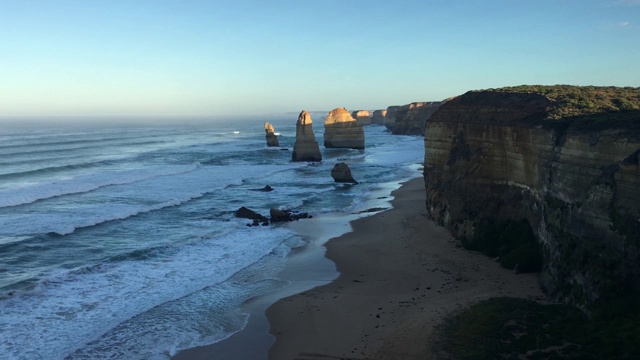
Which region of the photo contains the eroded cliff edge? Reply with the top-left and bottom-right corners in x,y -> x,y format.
423,85 -> 640,307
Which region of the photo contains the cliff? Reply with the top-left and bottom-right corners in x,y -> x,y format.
387,101 -> 443,135
324,107 -> 365,149
384,105 -> 400,131
423,85 -> 640,307
292,111 -> 322,162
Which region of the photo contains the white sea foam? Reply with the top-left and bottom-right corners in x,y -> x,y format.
0,121 -> 428,360
0,164 -> 200,208
0,226 -> 296,359
0,164 -> 302,236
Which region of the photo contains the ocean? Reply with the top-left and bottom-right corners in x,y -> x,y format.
0,117 -> 424,359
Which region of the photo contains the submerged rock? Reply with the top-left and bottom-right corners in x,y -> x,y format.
270,208 -> 312,222
292,111 -> 322,162
324,107 -> 365,149
331,162 -> 358,184
264,122 -> 279,147
235,206 -> 269,226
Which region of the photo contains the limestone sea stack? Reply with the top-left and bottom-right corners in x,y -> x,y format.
264,122 -> 279,147
323,107 -> 365,149
371,109 -> 387,125
292,111 -> 322,162
351,110 -> 372,126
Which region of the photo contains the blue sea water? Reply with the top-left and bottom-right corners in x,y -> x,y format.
0,117 -> 424,359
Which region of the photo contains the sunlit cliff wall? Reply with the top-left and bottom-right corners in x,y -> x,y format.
423,86 -> 640,306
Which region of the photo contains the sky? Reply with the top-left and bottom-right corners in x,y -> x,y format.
1,0 -> 639,120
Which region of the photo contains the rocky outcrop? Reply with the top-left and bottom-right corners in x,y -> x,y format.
324,107 -> 365,149
270,208 -> 312,222
371,109 -> 387,125
264,122 -> 279,147
236,206 -> 269,226
388,101 -> 443,135
384,106 -> 400,131
423,85 -> 640,307
351,110 -> 372,126
331,162 -> 357,184
292,111 -> 322,162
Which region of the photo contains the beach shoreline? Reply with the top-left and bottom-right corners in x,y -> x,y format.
267,177 -> 546,359
175,177 -> 546,359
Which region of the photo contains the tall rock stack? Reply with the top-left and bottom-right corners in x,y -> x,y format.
323,107 -> 365,149
292,110 -> 322,162
264,122 -> 279,147
371,109 -> 387,125
351,110 -> 372,126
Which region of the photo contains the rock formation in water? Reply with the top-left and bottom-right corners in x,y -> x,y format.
331,162 -> 357,184
270,208 -> 312,222
235,206 -> 269,226
323,107 -> 365,149
371,109 -> 387,125
292,111 -> 322,162
351,110 -> 372,126
386,101 -> 443,135
423,85 -> 640,307
264,122 -> 279,147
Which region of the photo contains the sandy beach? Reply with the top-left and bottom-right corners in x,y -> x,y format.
266,178 -> 546,359
175,178 -> 547,359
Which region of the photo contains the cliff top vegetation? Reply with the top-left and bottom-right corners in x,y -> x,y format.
486,85 -> 640,120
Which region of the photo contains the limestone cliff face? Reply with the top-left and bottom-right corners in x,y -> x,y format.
384,105 -> 400,131
264,122 -> 279,147
371,109 -> 387,125
292,111 -> 322,162
351,110 -> 372,126
324,107 -> 365,149
423,87 -> 640,307
389,101 -> 443,135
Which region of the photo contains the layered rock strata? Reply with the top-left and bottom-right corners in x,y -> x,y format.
324,107 -> 365,149
384,105 -> 400,131
292,111 -> 322,162
264,122 -> 279,147
423,86 -> 640,307
389,101 -> 443,135
351,110 -> 372,126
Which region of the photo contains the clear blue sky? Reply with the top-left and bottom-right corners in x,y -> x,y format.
1,0 -> 639,119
